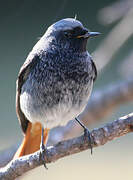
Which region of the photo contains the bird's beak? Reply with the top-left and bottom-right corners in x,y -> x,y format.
77,32 -> 100,39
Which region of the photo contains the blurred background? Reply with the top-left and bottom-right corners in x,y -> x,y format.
0,0 -> 133,179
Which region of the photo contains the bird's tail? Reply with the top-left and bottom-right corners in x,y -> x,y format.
13,122 -> 49,159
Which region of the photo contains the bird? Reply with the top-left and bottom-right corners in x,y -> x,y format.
14,18 -> 100,167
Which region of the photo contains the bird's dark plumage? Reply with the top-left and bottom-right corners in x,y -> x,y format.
16,18 -> 98,134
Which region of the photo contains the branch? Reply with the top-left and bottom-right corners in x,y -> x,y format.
120,51 -> 133,78
98,0 -> 133,25
94,8 -> 133,71
1,113 -> 133,180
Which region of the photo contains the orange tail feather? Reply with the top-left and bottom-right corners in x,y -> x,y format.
14,122 -> 49,159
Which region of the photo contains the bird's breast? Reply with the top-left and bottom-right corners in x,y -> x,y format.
20,55 -> 94,129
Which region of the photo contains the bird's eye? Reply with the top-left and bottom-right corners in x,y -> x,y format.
64,31 -> 68,36
64,31 -> 71,37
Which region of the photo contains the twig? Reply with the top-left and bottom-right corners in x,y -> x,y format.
0,113 -> 133,180
98,0 -> 133,25
94,8 -> 133,71
120,51 -> 133,78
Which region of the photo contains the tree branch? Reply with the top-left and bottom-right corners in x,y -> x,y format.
1,113 -> 133,180
98,0 -> 133,25
94,8 -> 133,71
120,51 -> 133,78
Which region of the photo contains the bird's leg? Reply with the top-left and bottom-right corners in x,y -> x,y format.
39,127 -> 48,169
75,117 -> 93,154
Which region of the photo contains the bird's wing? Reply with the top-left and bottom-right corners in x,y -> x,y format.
91,58 -> 97,81
16,54 -> 40,133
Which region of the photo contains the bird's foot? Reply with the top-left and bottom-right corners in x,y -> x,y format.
75,117 -> 93,154
84,127 -> 93,154
39,140 -> 48,169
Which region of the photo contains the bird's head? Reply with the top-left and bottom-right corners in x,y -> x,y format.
45,18 -> 100,52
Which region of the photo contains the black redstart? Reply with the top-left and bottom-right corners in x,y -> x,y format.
14,18 -> 100,168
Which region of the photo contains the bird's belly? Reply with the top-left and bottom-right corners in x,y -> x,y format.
32,102 -> 85,129
20,80 -> 93,129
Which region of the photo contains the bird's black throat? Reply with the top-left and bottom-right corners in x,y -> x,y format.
51,32 -> 88,53
68,37 -> 88,52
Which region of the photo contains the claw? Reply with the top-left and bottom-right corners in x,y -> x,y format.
84,128 -> 93,154
39,127 -> 48,169
39,144 -> 48,169
75,117 -> 93,154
